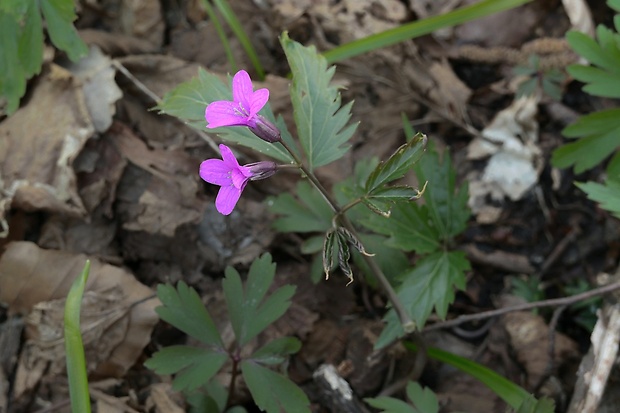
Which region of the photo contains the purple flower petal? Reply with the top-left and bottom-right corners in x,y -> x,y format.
231,168 -> 250,189
219,144 -> 241,168
249,88 -> 269,118
199,159 -> 232,186
232,70 -> 254,113
216,184 -> 243,215
206,101 -> 248,128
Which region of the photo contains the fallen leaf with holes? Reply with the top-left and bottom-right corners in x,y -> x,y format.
0,241 -> 159,398
0,65 -> 95,237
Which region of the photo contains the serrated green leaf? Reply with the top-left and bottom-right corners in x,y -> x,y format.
567,30 -> 620,74
414,148 -> 470,240
367,185 -> 424,202
18,2 -> 43,78
187,379 -> 229,413
0,12 -> 25,113
337,231 -> 353,283
352,234 -> 409,286
223,254 -> 290,347
562,108 -> 620,137
280,32 -> 358,170
398,251 -> 469,328
375,310 -> 404,350
155,282 -> 224,348
250,337 -> 302,365
365,133 -> 428,193
567,64 -> 620,98
269,180 -> 332,233
406,382 -> 439,413
552,119 -> 620,173
241,361 -> 311,413
363,203 -> 441,254
362,198 -> 393,217
300,235 -> 324,254
156,68 -> 297,163
145,346 -> 228,392
577,178 -> 620,218
40,0 -> 87,62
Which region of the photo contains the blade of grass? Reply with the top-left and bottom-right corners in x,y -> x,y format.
212,0 -> 264,79
200,0 -> 237,73
323,0 -> 533,64
405,342 -> 529,409
64,260 -> 92,413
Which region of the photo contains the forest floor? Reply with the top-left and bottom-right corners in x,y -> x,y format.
1,0 -> 619,412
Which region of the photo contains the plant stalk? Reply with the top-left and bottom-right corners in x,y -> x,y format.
279,141 -> 415,332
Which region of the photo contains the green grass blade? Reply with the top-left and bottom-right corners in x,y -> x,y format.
212,0 -> 264,79
405,343 -> 529,409
200,0 -> 237,72
64,260 -> 92,413
323,0 -> 533,64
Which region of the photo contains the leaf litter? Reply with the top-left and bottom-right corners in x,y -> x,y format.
0,0 -> 619,411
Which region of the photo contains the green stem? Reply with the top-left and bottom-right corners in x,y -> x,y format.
279,142 -> 415,332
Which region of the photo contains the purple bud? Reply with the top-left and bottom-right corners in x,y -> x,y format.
246,161 -> 278,181
248,115 -> 281,143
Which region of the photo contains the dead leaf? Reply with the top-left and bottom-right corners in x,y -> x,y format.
0,241 -> 159,397
119,0 -> 165,48
145,383 -> 185,413
503,311 -> 579,388
467,96 -> 543,221
0,65 -> 95,237
561,0 -> 594,37
61,46 -> 123,133
80,29 -> 159,57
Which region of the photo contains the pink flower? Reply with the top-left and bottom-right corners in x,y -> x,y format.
205,70 -> 281,143
200,144 -> 277,215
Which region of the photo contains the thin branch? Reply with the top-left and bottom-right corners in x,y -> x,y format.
424,280 -> 620,332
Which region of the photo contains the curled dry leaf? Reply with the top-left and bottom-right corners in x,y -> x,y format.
0,65 -> 95,237
61,45 -> 123,133
0,242 -> 159,397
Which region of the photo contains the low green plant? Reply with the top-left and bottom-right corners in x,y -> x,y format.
551,0 -> 620,218
145,254 -> 309,412
0,0 -> 87,114
366,381 -> 439,413
513,55 -> 566,101
64,260 -> 92,413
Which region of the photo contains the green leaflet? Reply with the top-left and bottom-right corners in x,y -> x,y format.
365,382 -> 439,413
241,361 -> 311,413
280,32 -> 358,171
223,254 -> 295,347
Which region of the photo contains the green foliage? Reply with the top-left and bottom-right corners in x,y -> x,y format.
551,0 -> 620,221
280,32 -> 358,171
156,68 -> 297,163
511,276 -> 545,304
146,255 -> 307,411
513,55 -> 565,100
404,344 -> 554,413
64,261 -> 92,413
364,144 -> 470,347
0,0 -> 87,113
269,180 -> 332,233
322,0 -> 533,64
552,5 -> 620,173
577,175 -> 620,218
365,382 -> 439,413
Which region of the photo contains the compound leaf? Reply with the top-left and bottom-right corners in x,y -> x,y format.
577,177 -> 620,219
250,337 -> 302,365
280,31 -> 358,171
155,282 -> 224,349
269,181 -> 332,233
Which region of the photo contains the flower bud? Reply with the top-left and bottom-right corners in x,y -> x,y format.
246,161 -> 278,181
248,115 -> 281,143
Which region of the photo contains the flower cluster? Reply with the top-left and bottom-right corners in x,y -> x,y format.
200,70 -> 281,215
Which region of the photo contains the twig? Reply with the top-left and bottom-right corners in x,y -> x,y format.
112,60 -> 220,154
423,280 -> 620,332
